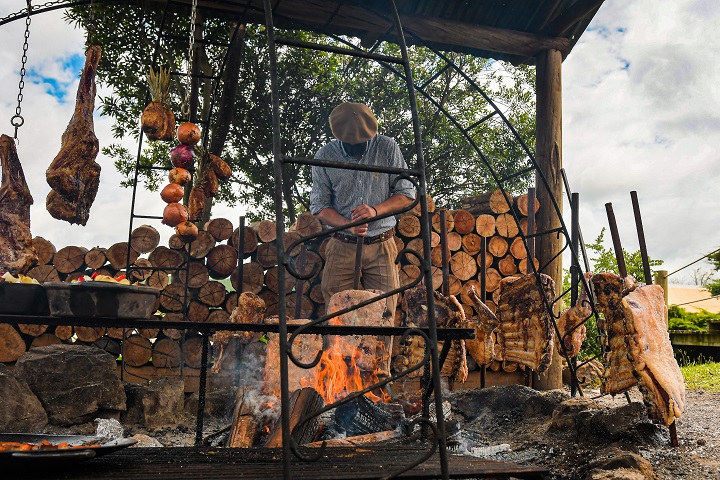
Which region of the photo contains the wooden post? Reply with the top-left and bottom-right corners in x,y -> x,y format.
655,269 -> 669,306
534,48 -> 563,391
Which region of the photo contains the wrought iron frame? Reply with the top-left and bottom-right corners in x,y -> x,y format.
0,1 -> 618,478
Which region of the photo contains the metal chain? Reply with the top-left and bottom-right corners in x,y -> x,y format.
0,1 -> 63,26
11,1 -> 32,140
182,0 -> 199,117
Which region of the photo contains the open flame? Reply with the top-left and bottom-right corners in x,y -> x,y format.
300,334 -> 391,405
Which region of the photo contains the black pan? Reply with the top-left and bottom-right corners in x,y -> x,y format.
0,433 -> 136,467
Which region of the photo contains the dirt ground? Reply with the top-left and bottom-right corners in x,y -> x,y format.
446,386 -> 720,480
41,386 -> 719,479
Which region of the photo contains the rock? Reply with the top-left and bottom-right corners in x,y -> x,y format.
124,377 -> 184,429
13,345 -> 125,426
450,385 -> 542,423
184,387 -> 236,420
95,418 -> 124,439
0,363 -> 47,432
128,433 -> 163,447
577,402 -> 668,446
586,451 -> 657,480
550,397 -> 602,431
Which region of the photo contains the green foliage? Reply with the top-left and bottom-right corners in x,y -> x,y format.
704,278 -> 720,296
667,305 -> 714,331
586,228 -> 663,279
65,5 -> 536,220
677,355 -> 720,392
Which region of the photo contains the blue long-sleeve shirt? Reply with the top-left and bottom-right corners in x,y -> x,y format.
310,135 -> 416,237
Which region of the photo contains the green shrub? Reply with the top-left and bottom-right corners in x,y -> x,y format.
667,306 -> 715,331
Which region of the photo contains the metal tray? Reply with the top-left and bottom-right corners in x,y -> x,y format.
44,281 -> 160,318
0,433 -> 136,466
0,282 -> 49,315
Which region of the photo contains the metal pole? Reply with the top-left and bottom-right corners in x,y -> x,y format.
526,187 -> 536,272
605,203 -> 627,278
570,192 -> 580,397
440,209 -> 449,297
630,191 -> 652,284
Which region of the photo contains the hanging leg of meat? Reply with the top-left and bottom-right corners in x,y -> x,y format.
0,134 -> 37,275
622,285 -> 685,425
591,272 -> 638,395
555,271 -> 593,358
464,286 -> 499,365
495,273 -> 556,372
45,45 -> 101,226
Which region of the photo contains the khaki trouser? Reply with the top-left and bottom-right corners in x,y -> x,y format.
321,235 -> 399,377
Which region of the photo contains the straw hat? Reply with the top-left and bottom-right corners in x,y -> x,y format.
329,102 -> 378,144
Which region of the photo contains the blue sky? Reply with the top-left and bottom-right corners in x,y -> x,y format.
1,0 -> 719,285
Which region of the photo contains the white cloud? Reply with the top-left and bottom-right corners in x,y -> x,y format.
563,0 -> 720,283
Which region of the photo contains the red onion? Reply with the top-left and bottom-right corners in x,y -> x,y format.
170,144 -> 194,169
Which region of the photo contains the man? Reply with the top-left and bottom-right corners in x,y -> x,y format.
310,102 -> 415,320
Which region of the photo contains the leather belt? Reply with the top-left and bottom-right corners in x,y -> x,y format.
332,229 -> 394,245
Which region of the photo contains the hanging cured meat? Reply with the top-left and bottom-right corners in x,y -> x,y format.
401,285 -> 468,382
0,134 -> 37,275
495,273 -> 556,372
622,284 -> 686,425
45,45 -> 102,226
555,271 -> 593,358
591,272 -> 639,395
464,286 -> 499,365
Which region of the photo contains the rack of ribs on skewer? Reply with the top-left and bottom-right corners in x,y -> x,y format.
0,134 -> 37,275
45,45 -> 101,226
556,271 -> 593,358
495,273 -> 556,373
401,285 -> 468,382
591,272 -> 639,395
211,292 -> 266,374
464,286 -> 499,366
622,284 -> 686,425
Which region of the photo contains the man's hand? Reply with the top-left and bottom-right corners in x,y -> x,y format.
351,204 -> 377,222
347,224 -> 369,236
349,204 -> 377,237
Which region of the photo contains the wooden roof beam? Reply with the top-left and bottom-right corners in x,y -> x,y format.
155,0 -> 571,59
401,14 -> 570,58
272,1 -> 571,58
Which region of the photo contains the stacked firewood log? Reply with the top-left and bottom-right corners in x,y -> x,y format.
0,189 -> 538,387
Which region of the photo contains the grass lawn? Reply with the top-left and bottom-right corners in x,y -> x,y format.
681,361 -> 720,392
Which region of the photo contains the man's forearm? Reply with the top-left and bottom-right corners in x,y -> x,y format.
316,207 -> 350,229
373,194 -> 414,216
